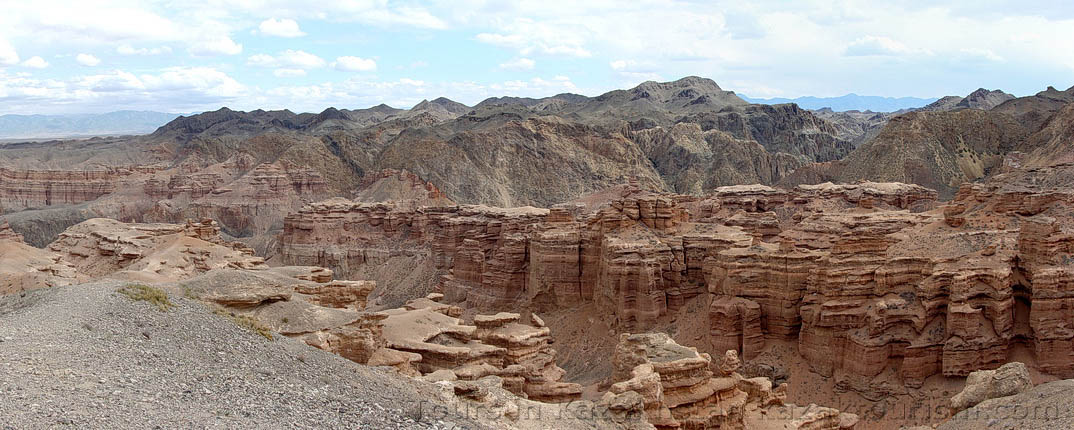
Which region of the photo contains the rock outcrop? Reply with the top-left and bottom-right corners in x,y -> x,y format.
49,218 -> 265,282
354,169 -> 454,206
600,333 -> 857,429
0,219 -> 23,242
949,362 -> 1032,413
0,218 -> 77,294
939,378 -> 1073,430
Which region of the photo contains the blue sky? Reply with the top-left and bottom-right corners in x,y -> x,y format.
1,0 -> 1073,114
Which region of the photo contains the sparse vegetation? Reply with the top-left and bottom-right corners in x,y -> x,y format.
117,284 -> 175,312
182,287 -> 199,300
213,308 -> 274,340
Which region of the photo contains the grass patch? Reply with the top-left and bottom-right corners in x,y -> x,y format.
117,284 -> 175,312
213,308 -> 274,341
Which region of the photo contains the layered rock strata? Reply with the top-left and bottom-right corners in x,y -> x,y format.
49,218 -> 264,281
0,167 -> 120,211
600,333 -> 857,429
709,175 -> 1074,388
280,173 -> 1074,388
279,181 -> 934,334
0,218 -> 78,294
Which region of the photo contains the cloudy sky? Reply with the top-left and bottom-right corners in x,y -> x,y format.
1,0 -> 1073,114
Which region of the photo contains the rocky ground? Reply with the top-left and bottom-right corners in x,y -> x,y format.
939,379 -> 1074,430
0,281 -> 483,429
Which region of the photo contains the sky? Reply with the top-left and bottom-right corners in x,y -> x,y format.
1,0 -> 1073,115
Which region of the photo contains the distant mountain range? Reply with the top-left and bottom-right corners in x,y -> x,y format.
740,94 -> 938,112
0,111 -> 182,139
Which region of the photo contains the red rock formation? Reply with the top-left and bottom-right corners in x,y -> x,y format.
48,218 -> 265,281
704,175 -> 1074,389
294,280 -> 376,310
278,182 -> 937,335
305,294 -> 583,403
0,218 -> 78,294
601,333 -> 857,429
0,167 -> 120,211
355,169 -> 454,206
0,219 -> 23,242
277,177 -> 1074,389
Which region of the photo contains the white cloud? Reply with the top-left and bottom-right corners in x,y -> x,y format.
499,57 -> 535,70
4,1 -> 1074,113
609,60 -> 657,72
333,56 -> 377,72
77,69 -> 144,92
21,56 -> 48,69
959,48 -> 1004,62
280,50 -> 326,68
0,67 -> 244,114
608,59 -> 661,82
0,38 -> 19,66
76,53 -> 101,66
844,35 -> 930,57
188,37 -> 242,56
274,68 -> 307,78
476,29 -> 591,58
246,54 -> 277,68
258,18 -> 306,38
248,50 -> 326,69
327,3 -> 448,29
116,44 -> 171,55
140,67 -> 244,96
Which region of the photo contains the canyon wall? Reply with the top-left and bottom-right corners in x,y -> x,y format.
279,175 -> 1074,386
0,157 -> 328,250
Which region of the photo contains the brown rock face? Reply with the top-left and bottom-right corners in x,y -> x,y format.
0,218 -> 77,294
949,362 -> 1032,413
708,173 -> 1074,389
312,294 -> 583,403
279,181 -> 939,335
48,218 -> 265,282
148,161 -> 329,243
294,280 -> 376,310
0,167 -> 119,211
601,333 -> 856,429
0,219 -> 23,242
279,171 -> 1074,391
355,169 -> 454,206
280,185 -> 768,330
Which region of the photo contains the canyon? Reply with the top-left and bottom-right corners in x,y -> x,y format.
274,170 -> 1074,389
3,77 -> 1074,429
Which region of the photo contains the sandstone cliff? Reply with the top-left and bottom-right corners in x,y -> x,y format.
278,171 -> 1074,394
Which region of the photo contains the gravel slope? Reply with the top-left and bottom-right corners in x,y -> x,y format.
938,379 -> 1074,430
0,282 -> 483,429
